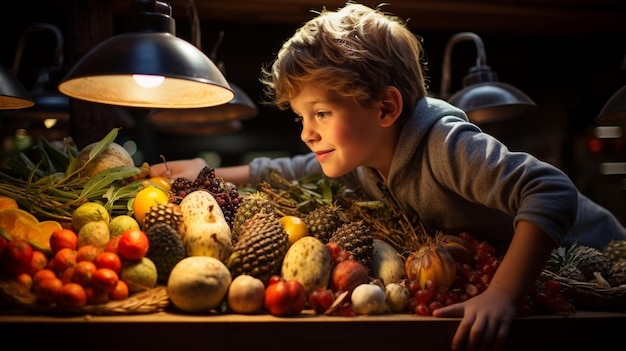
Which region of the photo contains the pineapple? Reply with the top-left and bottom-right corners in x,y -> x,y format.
226,212 -> 289,284
608,258 -> 626,287
231,192 -> 276,243
546,242 -> 611,281
557,263 -> 585,282
570,244 -> 611,281
143,202 -> 184,236
602,240 -> 626,262
304,203 -> 343,244
329,220 -> 374,269
144,223 -> 186,284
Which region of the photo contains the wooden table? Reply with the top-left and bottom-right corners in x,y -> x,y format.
1,309 -> 624,350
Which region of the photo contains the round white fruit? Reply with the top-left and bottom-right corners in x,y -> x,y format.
226,274 -> 266,314
167,256 -> 232,313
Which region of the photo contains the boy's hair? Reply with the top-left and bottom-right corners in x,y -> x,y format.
260,2 -> 429,120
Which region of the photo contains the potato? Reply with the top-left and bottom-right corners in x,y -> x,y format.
281,236 -> 332,298
371,239 -> 406,285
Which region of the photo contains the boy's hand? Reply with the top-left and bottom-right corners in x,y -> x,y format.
433,287 -> 516,351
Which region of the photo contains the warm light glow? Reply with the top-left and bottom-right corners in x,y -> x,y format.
133,74 -> 165,88
43,119 -> 57,129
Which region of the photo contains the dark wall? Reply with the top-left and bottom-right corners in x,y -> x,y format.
1,2 -> 625,221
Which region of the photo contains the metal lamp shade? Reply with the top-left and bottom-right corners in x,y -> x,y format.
0,66 -> 34,110
596,85 -> 626,124
58,32 -> 234,109
147,82 -> 257,124
449,81 -> 537,124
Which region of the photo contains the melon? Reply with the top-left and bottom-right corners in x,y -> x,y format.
167,256 -> 232,313
77,142 -> 134,178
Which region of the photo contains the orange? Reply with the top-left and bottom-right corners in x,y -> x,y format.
49,228 -> 78,254
146,176 -> 172,192
14,272 -> 33,291
71,260 -> 97,286
34,276 -> 63,304
33,269 -> 57,290
104,236 -> 120,254
27,250 -> 49,276
29,220 -> 63,253
95,251 -> 122,274
132,185 -> 168,225
117,228 -> 149,261
76,244 -> 102,263
52,248 -> 77,274
2,238 -> 34,276
92,268 -> 119,293
60,267 -> 75,284
57,282 -> 87,308
109,279 -> 129,301
0,208 -> 39,241
85,286 -> 110,305
0,196 -> 18,211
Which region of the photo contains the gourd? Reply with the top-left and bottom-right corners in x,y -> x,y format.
438,233 -> 473,264
167,256 -> 232,313
371,239 -> 406,285
405,243 -> 457,289
179,190 -> 232,262
281,236 -> 332,298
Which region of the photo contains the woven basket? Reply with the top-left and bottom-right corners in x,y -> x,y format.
541,270 -> 626,311
0,279 -> 170,315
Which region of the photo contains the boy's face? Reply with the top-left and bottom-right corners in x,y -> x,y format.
290,84 -> 391,178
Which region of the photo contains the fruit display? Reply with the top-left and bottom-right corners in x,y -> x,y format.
1,129 -> 625,317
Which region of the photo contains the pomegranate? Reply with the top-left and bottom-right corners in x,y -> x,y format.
330,259 -> 369,295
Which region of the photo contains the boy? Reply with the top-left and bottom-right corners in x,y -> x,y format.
151,3 -> 626,350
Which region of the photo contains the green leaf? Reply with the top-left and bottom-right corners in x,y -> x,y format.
40,137 -> 70,172
87,128 -> 119,161
79,165 -> 143,199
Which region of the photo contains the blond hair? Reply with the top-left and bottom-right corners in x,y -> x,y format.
260,2 -> 429,118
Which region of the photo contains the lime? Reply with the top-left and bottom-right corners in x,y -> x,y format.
109,215 -> 140,238
77,220 -> 110,250
72,202 -> 110,232
121,257 -> 158,293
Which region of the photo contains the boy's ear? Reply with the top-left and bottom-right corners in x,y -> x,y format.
380,86 -> 403,127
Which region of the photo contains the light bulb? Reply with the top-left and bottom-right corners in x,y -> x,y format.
133,74 -> 165,88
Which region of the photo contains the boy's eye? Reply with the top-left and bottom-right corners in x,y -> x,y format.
293,115 -> 303,123
316,111 -> 329,119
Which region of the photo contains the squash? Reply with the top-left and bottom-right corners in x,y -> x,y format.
438,233 -> 473,264
281,236 -> 332,298
371,239 -> 406,285
405,243 -> 457,290
180,190 -> 232,262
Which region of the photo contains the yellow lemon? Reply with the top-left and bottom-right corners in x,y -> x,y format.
279,215 -> 309,246
132,185 -> 169,225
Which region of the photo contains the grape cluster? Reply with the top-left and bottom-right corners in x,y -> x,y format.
405,232 -> 574,317
169,166 -> 243,228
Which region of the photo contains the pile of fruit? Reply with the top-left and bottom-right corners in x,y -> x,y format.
1,129 -> 625,316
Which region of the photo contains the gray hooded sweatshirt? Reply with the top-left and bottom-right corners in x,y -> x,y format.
249,97 -> 626,251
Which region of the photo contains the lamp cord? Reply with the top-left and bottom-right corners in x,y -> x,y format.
11,23 -> 64,77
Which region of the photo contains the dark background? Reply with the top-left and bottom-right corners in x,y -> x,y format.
1,0 -> 625,223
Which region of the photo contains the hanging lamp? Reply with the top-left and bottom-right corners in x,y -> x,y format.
58,0 -> 234,109
440,32 -> 537,124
